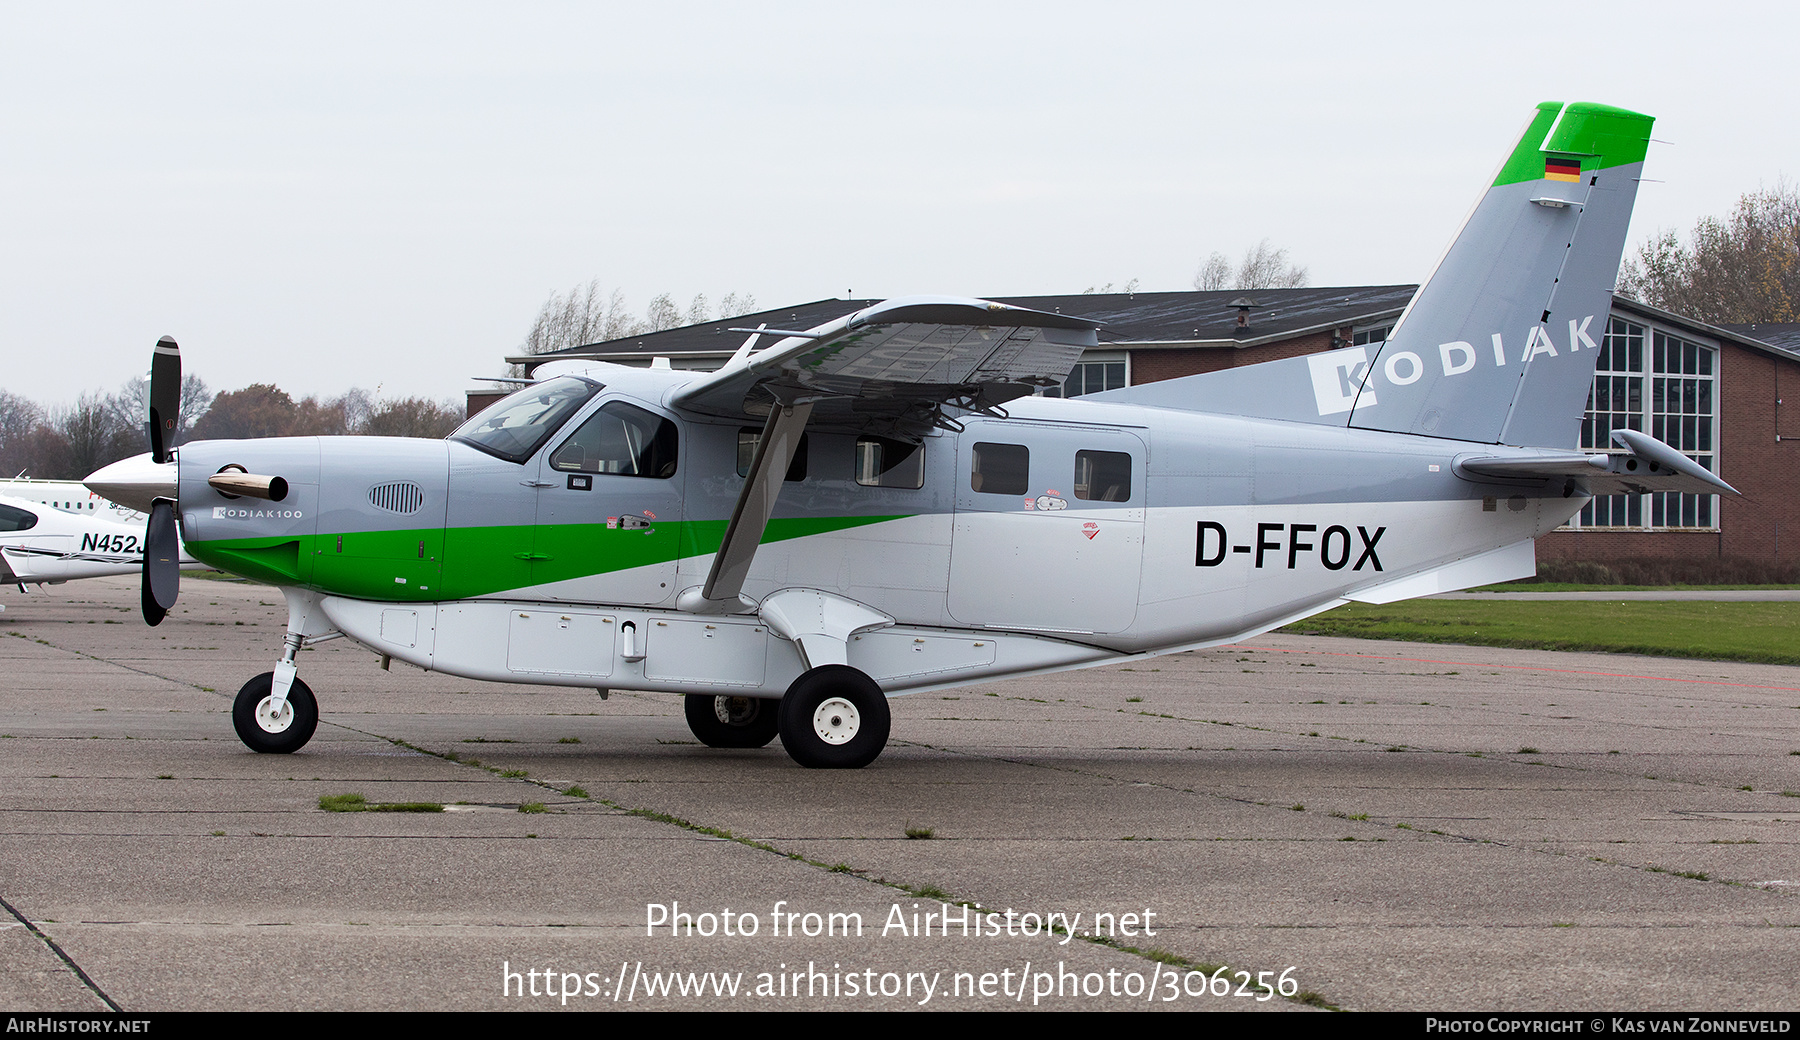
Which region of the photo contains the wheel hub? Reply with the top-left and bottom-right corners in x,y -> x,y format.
254,696 -> 295,734
714,696 -> 758,726
812,696 -> 860,745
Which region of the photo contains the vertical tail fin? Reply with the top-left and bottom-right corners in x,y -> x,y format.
1091,103 -> 1653,450
1348,102 -> 1654,446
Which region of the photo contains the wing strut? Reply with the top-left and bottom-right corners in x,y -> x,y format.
676,400 -> 814,614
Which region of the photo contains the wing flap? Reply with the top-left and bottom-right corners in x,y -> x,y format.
673,295 -> 1100,431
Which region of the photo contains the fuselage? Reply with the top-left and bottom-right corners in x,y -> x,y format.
0,492 -> 166,584
169,364 -> 1576,690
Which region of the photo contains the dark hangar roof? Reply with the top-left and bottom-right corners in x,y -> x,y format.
514,285 -> 1421,373
1719,322 -> 1800,359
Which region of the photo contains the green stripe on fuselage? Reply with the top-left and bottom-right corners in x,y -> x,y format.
187,514 -> 909,602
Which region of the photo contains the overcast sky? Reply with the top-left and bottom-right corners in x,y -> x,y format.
3,1 -> 1795,410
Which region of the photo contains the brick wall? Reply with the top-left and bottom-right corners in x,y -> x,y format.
1128,330 -> 1342,383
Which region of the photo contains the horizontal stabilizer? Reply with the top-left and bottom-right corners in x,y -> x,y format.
1455,428 -> 1736,496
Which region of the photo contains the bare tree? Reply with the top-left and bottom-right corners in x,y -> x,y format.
1193,239 -> 1310,291
177,375 -> 212,445
643,293 -> 683,332
514,283 -> 760,380
523,279 -> 615,357
52,392 -> 139,478
335,387 -> 375,433
0,390 -> 44,478
717,292 -> 757,319
1618,183 -> 1800,324
1193,253 -> 1233,291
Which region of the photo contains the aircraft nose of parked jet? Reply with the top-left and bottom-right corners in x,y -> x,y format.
85,453 -> 179,513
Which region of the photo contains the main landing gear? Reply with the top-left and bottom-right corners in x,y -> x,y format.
682,665 -> 892,769
684,694 -> 780,748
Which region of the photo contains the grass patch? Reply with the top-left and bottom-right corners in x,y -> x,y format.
318,793 -> 444,813
518,803 -> 547,814
905,824 -> 935,840
558,737 -> 582,744
1282,600 -> 1800,665
563,786 -> 588,798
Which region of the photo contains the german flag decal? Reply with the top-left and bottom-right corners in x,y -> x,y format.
1544,156 -> 1583,182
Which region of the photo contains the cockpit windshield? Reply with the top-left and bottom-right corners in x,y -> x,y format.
450,376 -> 602,464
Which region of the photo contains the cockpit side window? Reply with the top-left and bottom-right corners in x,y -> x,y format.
0,504 -> 40,531
449,376 -> 601,464
551,402 -> 679,478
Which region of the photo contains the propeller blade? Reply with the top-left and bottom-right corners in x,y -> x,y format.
141,498 -> 179,627
147,336 -> 181,464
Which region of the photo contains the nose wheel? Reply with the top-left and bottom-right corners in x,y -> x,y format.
683,694 -> 780,748
777,665 -> 889,769
231,672 -> 319,754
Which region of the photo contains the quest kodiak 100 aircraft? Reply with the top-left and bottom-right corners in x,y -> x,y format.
88,102 -> 1733,768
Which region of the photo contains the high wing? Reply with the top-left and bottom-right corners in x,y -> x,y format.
670,295 -> 1101,436
1456,428 -> 1738,496
669,295 -> 1100,614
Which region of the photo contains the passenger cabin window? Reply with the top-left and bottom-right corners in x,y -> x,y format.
450,376 -> 600,464
737,428 -> 808,481
551,402 -> 679,478
855,436 -> 925,489
971,442 -> 1028,496
1073,450 -> 1131,501
0,504 -> 39,532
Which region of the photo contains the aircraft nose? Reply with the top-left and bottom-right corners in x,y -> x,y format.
85,452 -> 178,513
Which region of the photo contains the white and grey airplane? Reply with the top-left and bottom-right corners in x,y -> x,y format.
0,492 -> 163,590
0,478 -> 145,523
88,101 -> 1731,767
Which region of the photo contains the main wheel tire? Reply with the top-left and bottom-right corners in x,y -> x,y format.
231,672 -> 319,754
777,665 -> 890,769
684,694 -> 780,748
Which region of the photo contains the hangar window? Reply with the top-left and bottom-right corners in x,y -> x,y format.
551,402 -> 679,478
0,503 -> 39,531
1566,318 -> 1718,530
1041,352 -> 1127,399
